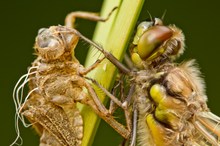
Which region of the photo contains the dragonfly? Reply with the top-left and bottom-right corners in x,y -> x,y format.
11,10 -> 130,146
87,18 -> 220,145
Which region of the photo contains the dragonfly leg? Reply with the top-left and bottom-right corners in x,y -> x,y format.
85,77 -> 133,138
116,74 -> 133,132
85,77 -> 124,109
122,83 -> 135,108
79,92 -> 131,139
109,100 -> 118,115
83,81 -> 109,115
109,81 -> 121,114
76,30 -> 132,74
65,7 -> 117,28
79,57 -> 105,75
130,105 -> 138,146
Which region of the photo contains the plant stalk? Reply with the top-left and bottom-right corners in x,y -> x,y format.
80,0 -> 145,145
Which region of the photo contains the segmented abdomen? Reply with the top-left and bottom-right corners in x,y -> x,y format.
23,93 -> 83,146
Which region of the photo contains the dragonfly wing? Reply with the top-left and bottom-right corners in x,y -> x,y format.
194,112 -> 220,146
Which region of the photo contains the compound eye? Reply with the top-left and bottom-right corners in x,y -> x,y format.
37,36 -> 59,49
137,25 -> 173,59
133,21 -> 153,45
38,28 -> 48,35
35,28 -> 64,60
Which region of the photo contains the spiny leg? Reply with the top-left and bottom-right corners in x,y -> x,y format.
109,77 -> 122,114
82,80 -> 109,115
65,7 -> 117,28
85,77 -> 124,109
118,82 -> 134,139
85,77 -> 133,137
114,82 -> 135,135
55,27 -> 131,74
108,77 -> 136,145
122,83 -> 135,108
79,56 -> 105,75
115,74 -> 136,135
78,92 -> 130,139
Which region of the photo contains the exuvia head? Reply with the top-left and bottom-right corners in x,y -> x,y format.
35,26 -> 79,61
130,18 -> 185,68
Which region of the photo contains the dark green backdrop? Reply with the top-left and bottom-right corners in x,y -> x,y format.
1,0 -> 220,145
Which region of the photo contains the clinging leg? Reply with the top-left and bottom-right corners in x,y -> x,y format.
75,85 -> 130,139
79,57 -> 105,75
65,7 -> 117,28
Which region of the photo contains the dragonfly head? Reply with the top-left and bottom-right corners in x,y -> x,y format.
130,18 -> 185,68
35,26 -> 79,61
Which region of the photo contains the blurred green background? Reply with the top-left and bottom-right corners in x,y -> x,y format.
1,0 -> 220,145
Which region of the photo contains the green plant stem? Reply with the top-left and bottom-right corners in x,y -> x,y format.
80,0 -> 145,145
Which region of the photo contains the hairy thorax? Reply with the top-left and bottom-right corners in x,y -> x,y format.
136,61 -> 209,146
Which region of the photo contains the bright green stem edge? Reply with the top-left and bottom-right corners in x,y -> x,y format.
80,0 -> 145,145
